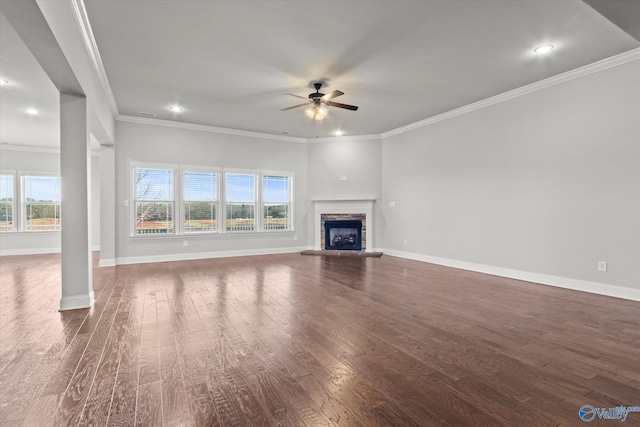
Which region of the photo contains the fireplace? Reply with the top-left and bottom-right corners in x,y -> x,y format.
324,220 -> 362,251
313,200 -> 375,252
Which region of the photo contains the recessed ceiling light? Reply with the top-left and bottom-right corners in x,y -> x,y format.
26,108 -> 39,115
334,130 -> 344,136
534,44 -> 554,54
169,105 -> 183,112
0,79 -> 9,86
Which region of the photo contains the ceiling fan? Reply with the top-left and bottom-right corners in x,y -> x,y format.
281,83 -> 358,120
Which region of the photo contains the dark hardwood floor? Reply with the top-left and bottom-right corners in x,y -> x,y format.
0,252 -> 638,426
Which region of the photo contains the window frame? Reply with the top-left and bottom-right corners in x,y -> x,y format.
0,171 -> 16,233
128,162 -> 295,238
21,172 -> 62,232
180,166 -> 221,235
223,168 -> 259,233
261,170 -> 294,232
131,162 -> 178,237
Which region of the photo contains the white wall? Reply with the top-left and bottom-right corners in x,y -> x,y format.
307,137 -> 382,200
380,59 -> 640,295
114,120 -> 308,263
306,137 -> 383,249
0,148 -> 102,255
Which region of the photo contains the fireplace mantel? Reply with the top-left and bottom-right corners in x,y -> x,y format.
312,199 -> 375,252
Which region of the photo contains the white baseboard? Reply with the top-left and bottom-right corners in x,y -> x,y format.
98,258 -> 116,267
0,247 -> 61,256
380,248 -> 640,302
1,246 -> 100,256
115,246 -> 307,266
59,291 -> 95,311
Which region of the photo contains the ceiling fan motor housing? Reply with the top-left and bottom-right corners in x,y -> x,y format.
310,82 -> 324,100
280,82 -> 358,112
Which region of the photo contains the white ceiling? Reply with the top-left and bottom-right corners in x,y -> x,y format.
1,0 -> 639,145
0,13 -> 59,148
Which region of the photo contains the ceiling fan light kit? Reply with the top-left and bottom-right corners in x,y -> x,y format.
305,105 -> 327,120
282,82 -> 358,121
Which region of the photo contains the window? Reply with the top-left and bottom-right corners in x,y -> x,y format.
263,174 -> 292,231
183,170 -> 218,233
134,167 -> 174,235
0,173 -> 15,232
129,163 -> 294,237
225,172 -> 256,232
23,175 -> 61,231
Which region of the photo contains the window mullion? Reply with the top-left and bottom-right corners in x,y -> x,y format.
175,168 -> 182,235
256,174 -> 262,232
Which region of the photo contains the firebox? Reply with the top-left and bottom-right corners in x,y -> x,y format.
324,220 -> 362,251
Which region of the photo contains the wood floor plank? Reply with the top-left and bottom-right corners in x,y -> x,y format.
1,252 -> 639,427
107,272 -> 147,426
79,284 -> 131,426
53,276 -> 126,426
135,381 -> 163,427
159,338 -> 192,426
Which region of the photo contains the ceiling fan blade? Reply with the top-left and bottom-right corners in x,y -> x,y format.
327,101 -> 358,111
284,93 -> 308,100
280,103 -> 309,111
322,90 -> 344,101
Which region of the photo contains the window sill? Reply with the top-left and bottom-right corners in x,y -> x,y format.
1,230 -> 61,234
130,230 -> 295,240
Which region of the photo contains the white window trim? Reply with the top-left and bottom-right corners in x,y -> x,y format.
0,170 -> 17,233
261,170 -> 294,232
180,165 -> 221,235
223,168 -> 259,233
131,162 -> 178,237
20,172 -> 61,232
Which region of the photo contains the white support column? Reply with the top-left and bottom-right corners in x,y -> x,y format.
98,145 -> 116,267
59,93 -> 94,311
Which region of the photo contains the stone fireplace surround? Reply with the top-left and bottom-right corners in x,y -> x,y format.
312,200 -> 375,252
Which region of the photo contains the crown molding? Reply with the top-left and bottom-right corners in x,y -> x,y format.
307,134 -> 382,143
0,144 -> 60,154
118,113 -> 378,143
69,0 -> 119,116
381,48 -> 640,139
0,143 -> 100,155
116,114 -> 309,143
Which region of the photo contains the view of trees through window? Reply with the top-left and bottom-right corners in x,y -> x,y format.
226,173 -> 256,232
184,171 -> 217,232
133,166 -> 292,234
24,176 -> 61,231
263,175 -> 290,230
0,174 -> 14,232
134,168 -> 174,234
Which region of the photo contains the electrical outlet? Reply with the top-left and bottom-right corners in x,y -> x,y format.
339,174 -> 347,181
598,261 -> 607,272
403,238 -> 408,245
183,240 -> 188,247
293,235 -> 298,241
389,201 -> 396,207
123,200 -> 129,207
